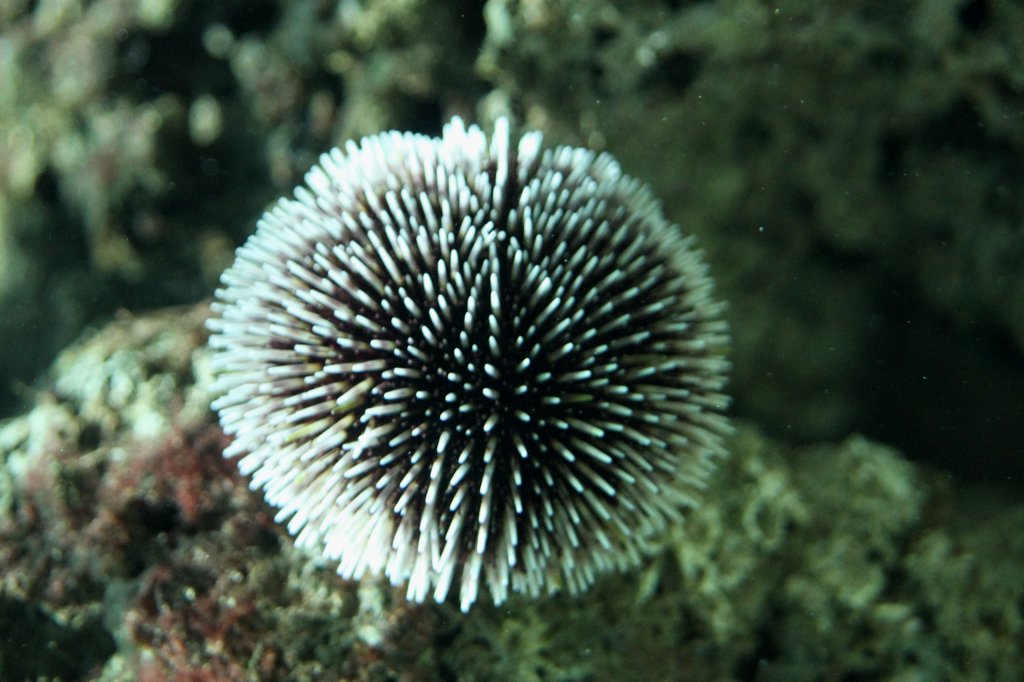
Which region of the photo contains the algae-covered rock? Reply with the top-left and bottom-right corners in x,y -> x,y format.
0,308 -> 366,680
1,307 -> 1021,680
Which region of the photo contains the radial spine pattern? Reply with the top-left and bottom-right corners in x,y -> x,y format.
208,117 -> 731,611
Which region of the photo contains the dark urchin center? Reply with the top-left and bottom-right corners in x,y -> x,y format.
299,157 -> 687,566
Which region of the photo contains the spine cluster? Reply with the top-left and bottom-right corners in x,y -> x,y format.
209,117 -> 731,611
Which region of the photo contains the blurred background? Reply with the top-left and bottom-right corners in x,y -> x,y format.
2,0 -> 1022,488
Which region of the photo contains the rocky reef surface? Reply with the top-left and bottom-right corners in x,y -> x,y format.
1,306 -> 1021,680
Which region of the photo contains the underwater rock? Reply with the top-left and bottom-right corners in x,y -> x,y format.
0,306 -> 1021,680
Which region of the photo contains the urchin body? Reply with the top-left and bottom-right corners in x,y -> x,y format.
208,117 -> 730,611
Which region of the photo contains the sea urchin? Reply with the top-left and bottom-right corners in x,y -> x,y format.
208,117 -> 731,611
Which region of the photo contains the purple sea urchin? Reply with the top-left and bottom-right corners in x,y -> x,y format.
208,117 -> 730,611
